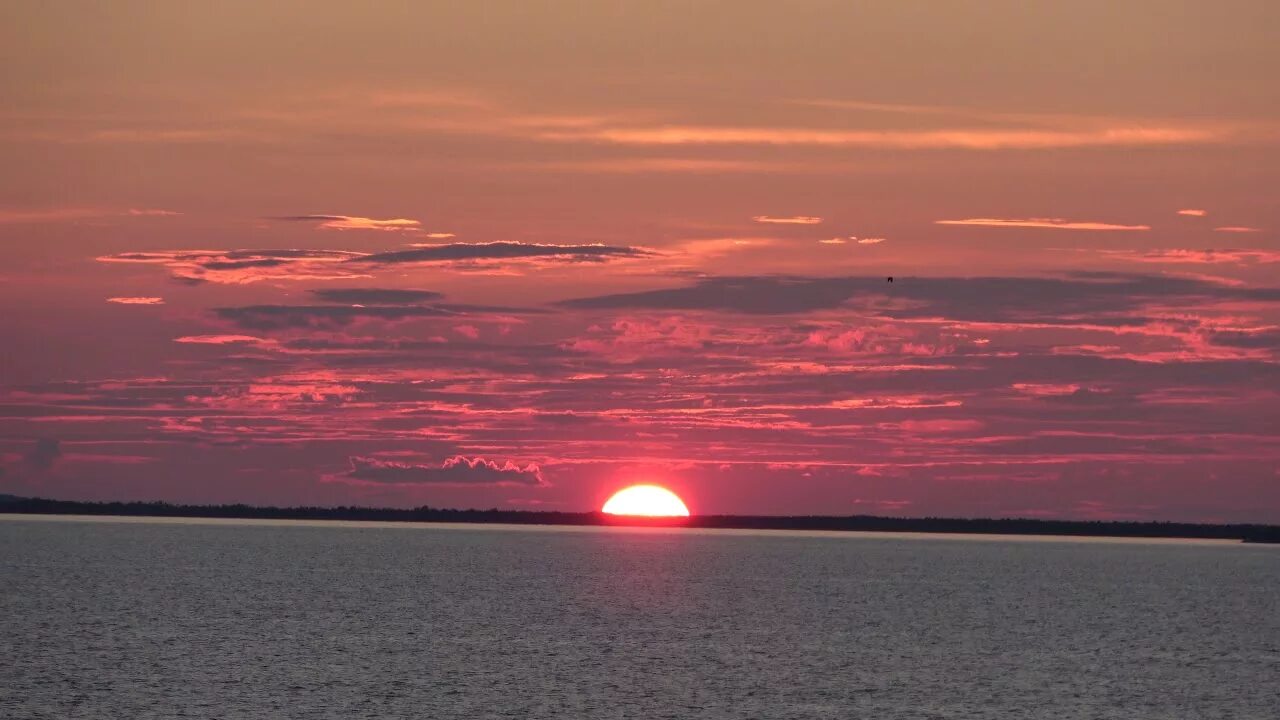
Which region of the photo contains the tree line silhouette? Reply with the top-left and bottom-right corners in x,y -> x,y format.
2,495 -> 1277,542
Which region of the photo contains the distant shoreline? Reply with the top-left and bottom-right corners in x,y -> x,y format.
3,495 -> 1277,543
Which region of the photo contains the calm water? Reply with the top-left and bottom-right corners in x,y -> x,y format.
2,516 -> 1277,719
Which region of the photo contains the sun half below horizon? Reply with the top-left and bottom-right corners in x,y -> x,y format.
601,485 -> 691,517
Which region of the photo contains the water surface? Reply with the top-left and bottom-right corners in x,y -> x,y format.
2,515 -> 1277,719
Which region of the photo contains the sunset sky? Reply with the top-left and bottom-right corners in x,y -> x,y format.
2,2 -> 1278,521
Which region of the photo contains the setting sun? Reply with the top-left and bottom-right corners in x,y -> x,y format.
601,485 -> 691,517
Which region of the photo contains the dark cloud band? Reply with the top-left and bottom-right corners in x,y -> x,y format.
560,273 -> 1280,323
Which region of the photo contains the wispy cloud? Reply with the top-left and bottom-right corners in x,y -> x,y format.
354,242 -> 652,265
341,455 -> 545,486
106,297 -> 164,305
1177,209 -> 1208,217
97,242 -> 655,284
672,237 -> 772,259
174,335 -> 276,346
1214,226 -> 1262,233
819,234 -> 885,246
0,207 -> 180,224
538,125 -> 1231,150
267,215 -> 422,231
753,215 -> 823,225
936,218 -> 1150,231
1101,249 -> 1280,265
98,248 -> 368,284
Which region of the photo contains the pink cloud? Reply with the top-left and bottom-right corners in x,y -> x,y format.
1101,249 -> 1280,265
286,215 -> 422,231
107,297 -> 164,305
829,396 -> 963,409
674,237 -> 771,259
1214,226 -> 1262,233
245,381 -> 360,404
98,242 -> 650,285
539,125 -> 1229,149
802,324 -> 953,356
566,316 -> 718,356
174,334 -> 275,346
1176,209 -> 1207,217
936,218 -> 1150,231
97,249 -> 368,284
815,235 -> 884,246
1012,383 -> 1083,396
753,215 -> 823,225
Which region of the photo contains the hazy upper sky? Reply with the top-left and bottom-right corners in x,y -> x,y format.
2,2 -> 1278,521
